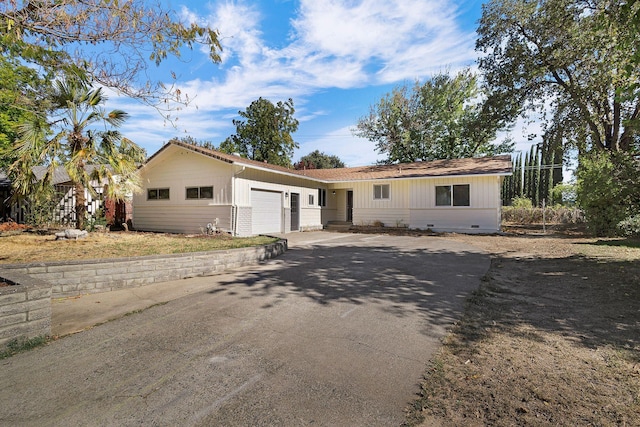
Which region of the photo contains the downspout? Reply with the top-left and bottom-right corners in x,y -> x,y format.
231,165 -> 246,236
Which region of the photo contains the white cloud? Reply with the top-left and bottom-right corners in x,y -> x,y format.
291,0 -> 475,84
179,0 -> 477,108
203,2 -> 265,65
108,0 -> 479,161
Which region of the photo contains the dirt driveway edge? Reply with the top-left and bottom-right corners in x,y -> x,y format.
404,229 -> 640,426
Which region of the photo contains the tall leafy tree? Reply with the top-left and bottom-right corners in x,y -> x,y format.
1,0 -> 222,109
0,55 -> 51,168
354,69 -> 513,164
219,97 -> 299,167
10,76 -> 146,230
294,150 -> 345,170
477,0 -> 640,155
576,151 -> 640,236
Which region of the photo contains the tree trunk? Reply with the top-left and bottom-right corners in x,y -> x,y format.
74,181 -> 86,230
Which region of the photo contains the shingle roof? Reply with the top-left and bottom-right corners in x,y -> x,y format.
297,155 -> 513,181
31,165 -> 108,185
160,140 -> 512,182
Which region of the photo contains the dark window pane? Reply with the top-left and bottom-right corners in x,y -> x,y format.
148,189 -> 158,200
453,185 -> 470,206
435,186 -> 451,206
200,186 -> 213,199
158,188 -> 170,200
186,187 -> 198,199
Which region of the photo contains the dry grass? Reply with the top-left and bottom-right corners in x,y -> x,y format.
0,231 -> 278,264
405,226 -> 640,426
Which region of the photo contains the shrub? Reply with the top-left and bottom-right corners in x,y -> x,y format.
511,196 -> 533,208
576,152 -> 640,236
550,183 -> 577,206
617,215 -> 640,237
23,189 -> 59,228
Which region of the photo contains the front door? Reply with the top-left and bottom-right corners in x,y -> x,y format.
290,193 -> 299,231
346,190 -> 353,222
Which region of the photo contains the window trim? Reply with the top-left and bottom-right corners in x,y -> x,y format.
435,184 -> 470,207
308,193 -> 315,206
185,186 -> 214,200
147,188 -> 170,200
373,184 -> 390,200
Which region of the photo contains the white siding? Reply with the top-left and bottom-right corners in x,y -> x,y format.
408,175 -> 502,232
133,145 -> 234,233
134,205 -> 232,234
327,175 -> 502,232
234,168 -> 323,233
134,143 -> 504,234
300,207 -> 322,231
409,175 -> 500,209
409,208 -> 498,233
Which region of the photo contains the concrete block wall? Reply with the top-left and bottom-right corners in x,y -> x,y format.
2,239 -> 287,298
234,206 -> 253,236
0,270 -> 51,348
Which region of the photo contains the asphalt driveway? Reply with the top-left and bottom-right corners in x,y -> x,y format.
0,232 -> 489,426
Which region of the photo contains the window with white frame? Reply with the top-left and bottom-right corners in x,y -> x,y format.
318,188 -> 327,207
186,186 -> 213,200
309,193 -> 315,206
147,188 -> 170,200
373,184 -> 390,200
435,184 -> 470,206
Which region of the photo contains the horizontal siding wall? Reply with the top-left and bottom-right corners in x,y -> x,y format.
137,146 -> 234,206
133,205 -> 232,234
300,207 -> 322,231
349,180 -> 410,211
409,175 -> 501,209
234,169 -> 323,207
407,175 -> 501,232
409,208 -> 499,232
328,175 -> 501,231
235,169 -> 325,233
134,145 -> 234,234
353,208 -> 410,227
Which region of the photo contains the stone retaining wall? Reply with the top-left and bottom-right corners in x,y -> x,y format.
0,239 -> 287,348
0,270 -> 51,348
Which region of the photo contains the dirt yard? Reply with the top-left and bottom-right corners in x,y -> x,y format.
1,224 -> 638,424
402,225 -> 640,426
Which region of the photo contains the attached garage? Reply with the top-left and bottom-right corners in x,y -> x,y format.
135,141 -> 511,236
251,189 -> 282,235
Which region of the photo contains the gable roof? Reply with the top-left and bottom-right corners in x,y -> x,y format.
152,140 -> 512,183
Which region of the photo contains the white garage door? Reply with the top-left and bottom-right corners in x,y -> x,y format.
251,189 -> 282,235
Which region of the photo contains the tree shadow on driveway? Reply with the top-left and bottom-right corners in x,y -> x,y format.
209,237 -> 490,336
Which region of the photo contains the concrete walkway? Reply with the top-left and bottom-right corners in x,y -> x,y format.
3,231 -> 489,426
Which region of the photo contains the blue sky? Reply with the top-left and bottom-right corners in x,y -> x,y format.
106,0 -> 536,166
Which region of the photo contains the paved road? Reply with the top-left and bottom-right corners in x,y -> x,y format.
0,232 -> 489,426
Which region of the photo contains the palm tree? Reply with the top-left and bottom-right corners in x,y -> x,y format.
10,76 -> 145,229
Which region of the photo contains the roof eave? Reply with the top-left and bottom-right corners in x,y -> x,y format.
320,171 -> 512,184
